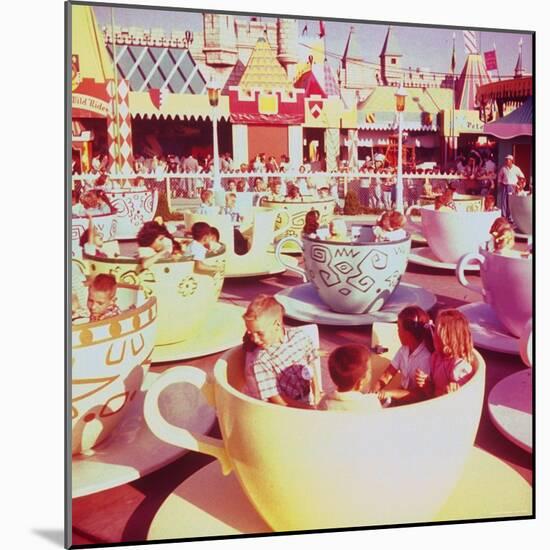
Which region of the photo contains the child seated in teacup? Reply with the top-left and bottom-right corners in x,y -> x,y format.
222,192 -> 243,224
488,217 -> 515,254
197,189 -> 220,216
484,194 -> 498,212
286,185 -> 303,202
187,222 -> 223,276
206,225 -> 223,253
328,219 -> 348,241
415,309 -> 474,397
387,211 -> 407,241
87,273 -> 121,323
318,187 -> 330,199
136,220 -> 178,270
373,211 -> 406,242
374,306 -> 433,406
441,187 -> 457,210
243,295 -> 319,408
516,177 -> 529,196
269,181 -> 285,201
303,210 -> 320,238
318,344 -> 382,412
434,196 -> 453,212
72,190 -> 86,217
80,214 -> 107,258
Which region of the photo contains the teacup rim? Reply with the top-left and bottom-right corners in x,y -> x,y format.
421,205 -> 502,215
71,288 -> 156,334
104,188 -> 157,196
302,231 -> 411,247
213,346 -> 485,417
260,198 -> 336,205
72,212 -> 117,221
479,247 -> 533,262
83,242 -> 227,264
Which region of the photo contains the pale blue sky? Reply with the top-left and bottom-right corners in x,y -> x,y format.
94,5 -> 532,78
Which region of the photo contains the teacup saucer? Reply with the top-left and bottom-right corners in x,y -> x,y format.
151,302 -> 245,363
225,253 -> 298,278
72,370 -> 216,498
146,447 -> 531,540
457,303 -> 519,355
488,369 -> 532,453
274,282 -> 436,326
408,247 -> 480,271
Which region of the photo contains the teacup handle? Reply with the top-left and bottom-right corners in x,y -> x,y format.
272,208 -> 292,239
456,252 -> 485,295
519,319 -> 532,368
143,366 -> 233,475
275,237 -> 307,281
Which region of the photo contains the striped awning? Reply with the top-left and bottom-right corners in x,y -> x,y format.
483,97 -> 532,139
358,111 -> 438,132
477,76 -> 532,104
129,91 -> 230,120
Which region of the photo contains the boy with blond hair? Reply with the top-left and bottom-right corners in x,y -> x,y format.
243,295 -> 318,408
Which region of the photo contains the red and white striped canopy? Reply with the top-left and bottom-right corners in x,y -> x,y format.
455,53 -> 492,111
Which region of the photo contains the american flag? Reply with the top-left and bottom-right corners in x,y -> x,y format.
463,30 -> 478,54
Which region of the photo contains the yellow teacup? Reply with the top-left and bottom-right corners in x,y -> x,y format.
71,267 -> 158,455
144,345 -> 486,531
84,245 -> 226,346
184,208 -> 288,276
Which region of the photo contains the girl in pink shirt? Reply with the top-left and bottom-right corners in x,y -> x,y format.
416,309 -> 474,397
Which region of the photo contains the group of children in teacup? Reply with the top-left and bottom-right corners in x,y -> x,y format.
302,209 -> 407,243
72,188 -> 116,218
72,217 -> 225,324
243,295 -> 476,411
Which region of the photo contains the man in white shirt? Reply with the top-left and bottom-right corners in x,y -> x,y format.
498,154 -> 525,221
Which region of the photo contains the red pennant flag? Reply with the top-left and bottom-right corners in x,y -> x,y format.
148,88 -> 166,110
319,20 -> 325,38
484,50 -> 498,71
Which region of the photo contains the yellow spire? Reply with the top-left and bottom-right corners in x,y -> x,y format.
72,4 -> 113,83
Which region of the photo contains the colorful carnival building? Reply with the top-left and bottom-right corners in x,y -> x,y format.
72,5 -> 525,175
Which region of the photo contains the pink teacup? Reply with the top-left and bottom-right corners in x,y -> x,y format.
456,249 -> 532,338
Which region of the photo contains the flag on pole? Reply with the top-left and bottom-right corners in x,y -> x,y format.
484,49 -> 498,71
319,20 -> 325,38
302,23 -> 308,36
451,32 -> 456,74
463,30 -> 477,54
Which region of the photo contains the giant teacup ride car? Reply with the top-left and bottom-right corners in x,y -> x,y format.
71,263 -> 158,456
142,324 -> 532,535
417,193 -> 484,212
274,228 -> 435,325
509,193 -> 533,237
71,212 -> 118,258
259,196 -> 336,253
456,247 -> 532,355
183,207 -> 298,277
83,241 -> 245,362
407,205 -> 501,270
104,186 -> 159,240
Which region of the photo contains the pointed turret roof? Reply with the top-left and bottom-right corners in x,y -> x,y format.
380,26 -> 401,58
514,42 -> 525,78
72,4 -> 114,82
455,53 -> 492,110
238,36 -> 294,93
342,26 -> 364,65
294,59 -> 341,98
222,59 -> 246,95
